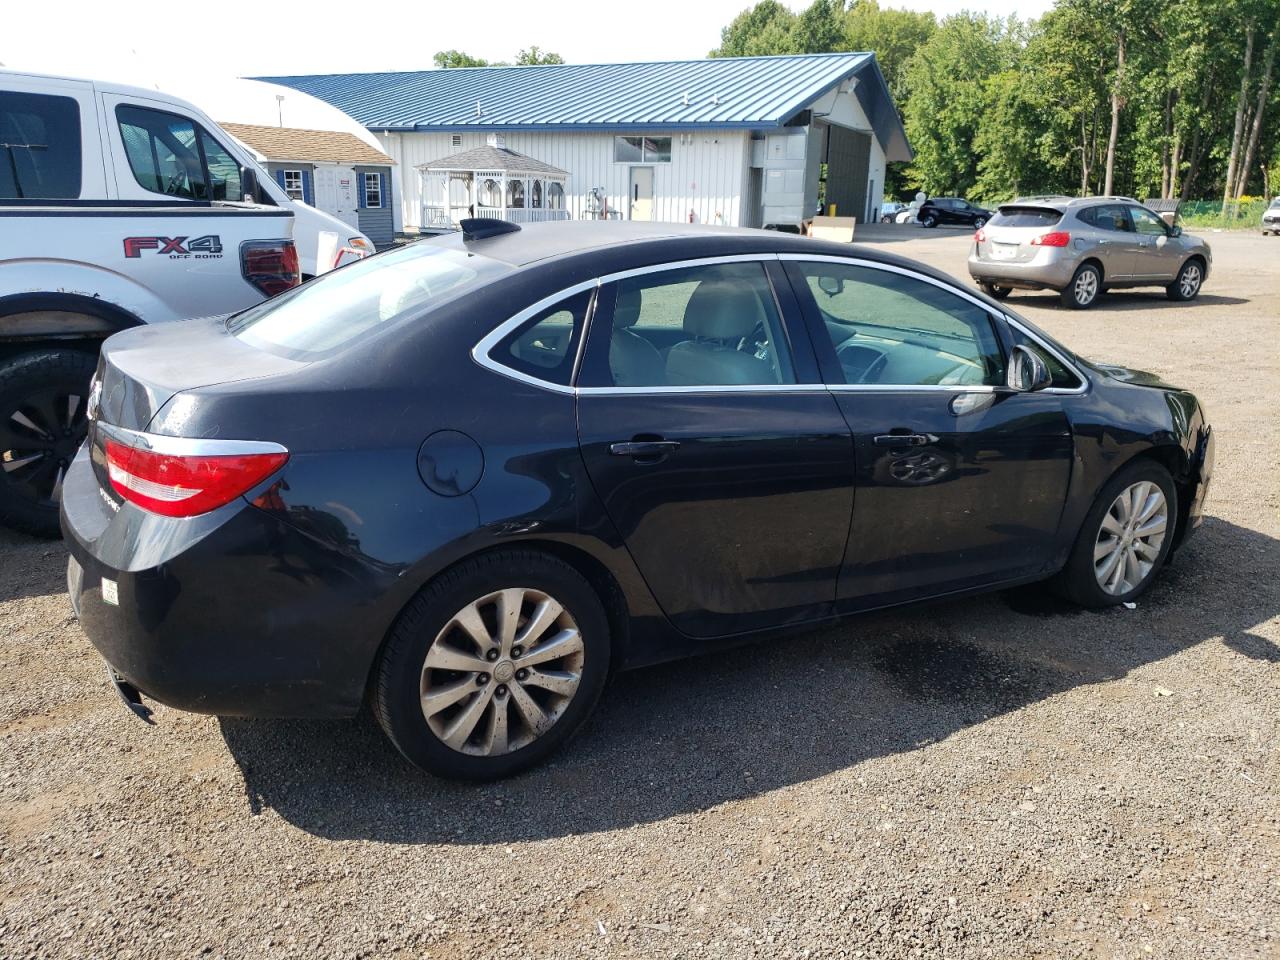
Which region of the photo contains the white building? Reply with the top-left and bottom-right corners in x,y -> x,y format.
262,53 -> 911,235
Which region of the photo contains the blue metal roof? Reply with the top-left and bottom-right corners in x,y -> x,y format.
258,53 -> 910,160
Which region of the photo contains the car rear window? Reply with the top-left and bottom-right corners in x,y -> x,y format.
0,91 -> 82,199
228,242 -> 511,359
992,207 -> 1062,227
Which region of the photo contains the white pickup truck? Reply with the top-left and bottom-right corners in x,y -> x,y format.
0,192 -> 298,535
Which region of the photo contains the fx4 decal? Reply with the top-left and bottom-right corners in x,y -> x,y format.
123,235 -> 223,259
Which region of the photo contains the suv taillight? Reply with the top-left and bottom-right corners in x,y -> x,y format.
1031,231 -> 1071,247
974,228 -> 986,243
241,240 -> 300,297
105,437 -> 288,517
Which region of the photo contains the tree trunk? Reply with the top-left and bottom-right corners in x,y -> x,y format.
1223,24 -> 1255,205
1170,126 -> 1182,199
1080,114 -> 1091,195
1236,28 -> 1276,199
1161,88 -> 1175,198
1104,30 -> 1126,196
1181,83 -> 1214,201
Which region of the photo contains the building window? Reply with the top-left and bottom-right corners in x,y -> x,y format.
547,182 -> 564,209
614,136 -> 672,163
283,169 -> 304,200
531,179 -> 543,208
362,172 -> 382,208
451,134 -> 462,147
507,179 -> 525,208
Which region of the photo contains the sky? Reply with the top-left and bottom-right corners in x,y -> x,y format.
3,0 -> 1055,85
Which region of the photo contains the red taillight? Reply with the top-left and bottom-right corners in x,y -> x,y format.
1031,231 -> 1071,247
105,439 -> 288,517
241,240 -> 300,297
974,228 -> 986,243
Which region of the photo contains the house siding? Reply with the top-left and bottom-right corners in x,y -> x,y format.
387,130 -> 750,231
353,165 -> 394,245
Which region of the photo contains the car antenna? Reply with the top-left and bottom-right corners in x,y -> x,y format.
460,218 -> 522,242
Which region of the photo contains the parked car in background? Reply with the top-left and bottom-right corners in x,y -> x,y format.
968,196 -> 1212,309
64,220 -> 1213,780
879,201 -> 906,223
1,70 -> 372,277
1262,197 -> 1280,235
895,206 -> 918,224
1,80 -> 302,535
917,197 -> 993,229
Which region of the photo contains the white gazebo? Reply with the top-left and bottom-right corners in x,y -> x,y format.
418,135 -> 571,231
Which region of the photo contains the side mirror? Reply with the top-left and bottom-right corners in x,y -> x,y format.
1007,344 -> 1052,392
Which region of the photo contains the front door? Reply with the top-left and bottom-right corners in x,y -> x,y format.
783,257 -> 1074,608
629,166 -> 654,221
313,165 -> 360,229
1127,206 -> 1181,280
575,259 -> 854,638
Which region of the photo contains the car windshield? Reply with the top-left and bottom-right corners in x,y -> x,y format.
1270,198 -> 1280,209
228,242 -> 511,359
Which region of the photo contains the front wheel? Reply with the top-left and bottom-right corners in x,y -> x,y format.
0,348 -> 98,538
373,550 -> 611,780
1056,461 -> 1177,608
881,215 -> 892,223
1166,258 -> 1204,301
921,214 -> 938,228
1060,263 -> 1102,309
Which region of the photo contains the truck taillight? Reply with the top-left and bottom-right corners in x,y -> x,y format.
1030,231 -> 1071,247
105,438 -> 288,517
241,240 -> 300,297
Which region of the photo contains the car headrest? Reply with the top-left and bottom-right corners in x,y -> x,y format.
682,281 -> 767,339
614,286 -> 643,328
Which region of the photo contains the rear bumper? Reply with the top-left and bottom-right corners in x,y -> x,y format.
967,253 -> 1076,291
61,450 -> 387,719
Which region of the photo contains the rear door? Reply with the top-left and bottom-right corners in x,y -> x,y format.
1080,203 -> 1141,279
0,76 -> 105,199
783,256 -> 1075,609
574,257 -> 855,638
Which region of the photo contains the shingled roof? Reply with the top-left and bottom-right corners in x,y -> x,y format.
220,122 -> 394,165
420,144 -> 567,177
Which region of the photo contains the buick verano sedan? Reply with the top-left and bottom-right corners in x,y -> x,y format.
63,220 -> 1214,779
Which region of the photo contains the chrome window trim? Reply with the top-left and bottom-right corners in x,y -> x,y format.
778,253 -> 1090,396
97,422 -> 288,457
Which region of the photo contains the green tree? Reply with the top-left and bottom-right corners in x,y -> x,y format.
792,0 -> 846,53
711,1 -> 797,57
843,0 -> 936,101
432,50 -> 490,69
515,47 -> 565,66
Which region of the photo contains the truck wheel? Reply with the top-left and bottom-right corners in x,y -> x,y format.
0,349 -> 98,538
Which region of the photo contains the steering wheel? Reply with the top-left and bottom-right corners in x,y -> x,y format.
164,169 -> 187,196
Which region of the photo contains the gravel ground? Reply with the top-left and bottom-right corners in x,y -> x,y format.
1,227 -> 1277,960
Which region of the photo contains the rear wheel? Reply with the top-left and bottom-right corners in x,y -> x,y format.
1060,263 -> 1102,309
373,549 -> 611,780
921,214 -> 938,228
979,282 -> 1012,300
1057,460 -> 1177,608
0,348 -> 97,538
1166,258 -> 1204,301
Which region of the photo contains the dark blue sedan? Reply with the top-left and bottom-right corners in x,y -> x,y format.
62,220 -> 1214,779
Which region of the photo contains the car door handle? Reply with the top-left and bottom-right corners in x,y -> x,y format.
873,433 -> 932,447
610,440 -> 680,458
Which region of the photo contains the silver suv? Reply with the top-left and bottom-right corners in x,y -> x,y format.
968,196 -> 1212,309
1262,197 -> 1280,235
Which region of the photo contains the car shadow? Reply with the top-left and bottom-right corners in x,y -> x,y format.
219,516 -> 1277,844
0,530 -> 71,603
1004,291 -> 1250,311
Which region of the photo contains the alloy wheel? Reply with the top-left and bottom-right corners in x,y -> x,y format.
420,588 -> 584,756
1093,481 -> 1168,595
1179,263 -> 1202,298
1075,268 -> 1099,305
1,388 -> 86,506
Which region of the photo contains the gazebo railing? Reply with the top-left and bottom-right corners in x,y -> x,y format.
475,206 -> 570,223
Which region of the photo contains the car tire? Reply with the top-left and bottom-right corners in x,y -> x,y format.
373,549 -> 612,780
979,282 -> 1012,300
881,215 -> 892,224
0,348 -> 98,538
1060,263 -> 1102,309
1056,460 -> 1178,609
1166,258 -> 1204,301
921,214 -> 938,228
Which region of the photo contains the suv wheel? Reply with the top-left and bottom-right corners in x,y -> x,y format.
1166,258 -> 1204,301
1060,263 -> 1102,309
921,214 -> 938,228
373,549 -> 611,780
972,216 -> 987,229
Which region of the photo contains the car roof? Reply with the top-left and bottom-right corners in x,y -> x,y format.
416,221 -> 959,283
1003,195 -> 1141,212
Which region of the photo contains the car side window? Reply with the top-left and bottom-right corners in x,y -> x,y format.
578,262 -> 795,388
199,130 -> 244,202
1090,204 -> 1133,233
116,105 -> 241,201
793,261 -> 1005,387
495,289 -> 593,386
1130,207 -> 1169,237
0,91 -> 82,199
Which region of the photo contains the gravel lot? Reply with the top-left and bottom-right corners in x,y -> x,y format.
2,227 -> 1277,960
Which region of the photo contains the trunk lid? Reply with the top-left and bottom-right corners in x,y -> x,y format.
977,205 -> 1066,264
